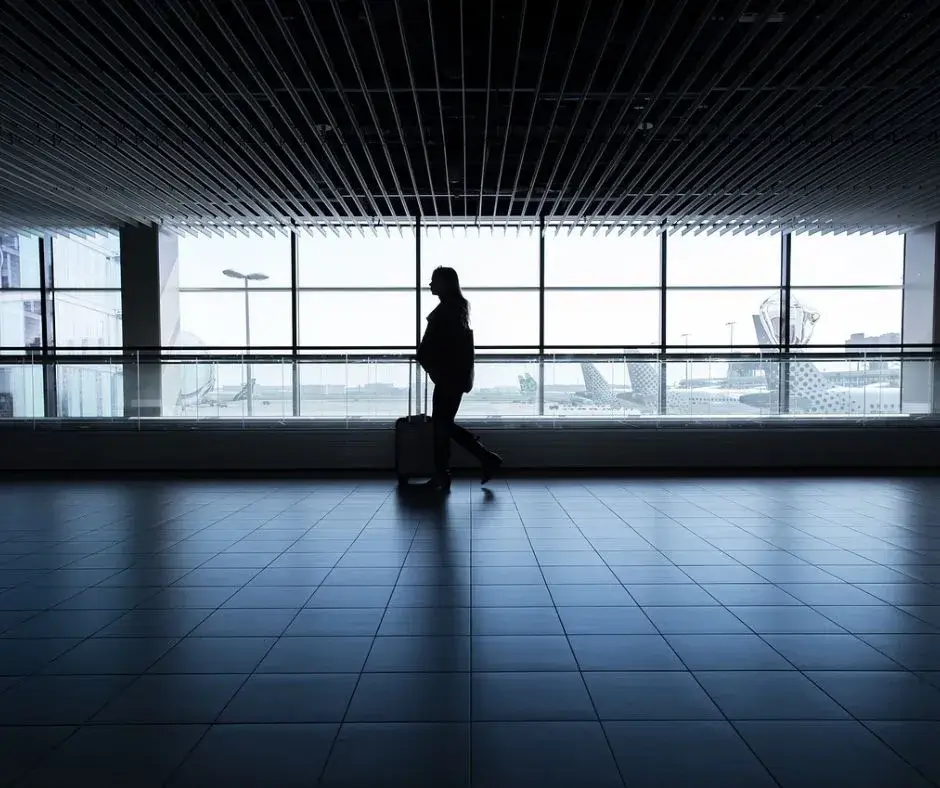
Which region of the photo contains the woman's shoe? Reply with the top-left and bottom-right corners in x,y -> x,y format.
481,452 -> 503,485
422,473 -> 452,492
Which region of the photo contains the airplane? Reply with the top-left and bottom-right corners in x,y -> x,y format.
517,370 -> 638,411
622,359 -> 762,415
739,297 -> 901,415
519,362 -> 754,415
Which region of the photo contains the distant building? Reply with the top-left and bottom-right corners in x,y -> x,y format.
845,332 -> 902,370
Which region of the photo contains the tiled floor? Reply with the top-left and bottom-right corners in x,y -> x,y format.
1,477 -> 939,787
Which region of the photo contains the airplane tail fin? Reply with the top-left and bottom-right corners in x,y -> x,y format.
625,361 -> 660,405
750,312 -> 850,412
752,313 -> 780,391
579,363 -> 616,405
518,373 -> 537,397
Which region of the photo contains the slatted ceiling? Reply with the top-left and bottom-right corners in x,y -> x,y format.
2,2 -> 940,235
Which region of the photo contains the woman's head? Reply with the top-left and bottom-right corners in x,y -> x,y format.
430,266 -> 469,325
429,266 -> 461,299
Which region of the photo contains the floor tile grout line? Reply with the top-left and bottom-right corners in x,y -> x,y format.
579,489 -> 940,633
1,480 -> 940,785
854,718 -> 940,787
312,482 -> 411,788
468,481 -> 476,788
1,493 -> 296,671
598,484 -> 940,784
157,484 -> 368,788
565,483 -> 791,788
535,482 -> 630,788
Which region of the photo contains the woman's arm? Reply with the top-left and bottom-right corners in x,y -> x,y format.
417,314 -> 441,376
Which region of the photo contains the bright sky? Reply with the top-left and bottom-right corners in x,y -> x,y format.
170,227 -> 904,389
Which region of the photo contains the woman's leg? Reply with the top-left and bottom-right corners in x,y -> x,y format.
431,385 -> 462,477
433,384 -> 503,485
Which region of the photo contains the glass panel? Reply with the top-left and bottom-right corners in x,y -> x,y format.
0,291 -> 43,349
791,232 -> 904,286
899,357 -> 932,415
544,290 -> 660,348
51,232 -> 121,289
665,288 -> 779,351
421,289 -> 539,349
0,363 -> 43,417
299,291 -> 415,350
663,357 -> 776,417
55,362 -> 123,418
0,234 -> 41,289
176,233 -> 291,288
177,291 -> 292,353
420,224 -> 539,287
541,359 -> 639,417
297,360 -> 411,418
785,354 -> 901,416
167,360 -> 293,419
544,228 -> 660,287
52,291 -> 123,351
666,231 -> 780,286
789,288 -> 902,348
298,227 -> 415,288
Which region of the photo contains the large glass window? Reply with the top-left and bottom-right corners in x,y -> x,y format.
164,233 -> 292,418
298,226 -> 415,288
0,235 -> 43,417
544,227 -> 661,351
51,232 -> 121,289
1,233 -> 41,289
420,290 -> 540,349
665,289 -> 779,351
177,291 -> 292,351
420,224 -> 538,287
789,233 -> 903,348
665,232 -> 781,356
545,227 -> 660,287
667,230 -> 781,287
544,291 -> 660,348
300,291 -> 415,350
0,292 -> 42,350
53,291 -> 123,351
297,227 -> 416,353
788,288 -> 902,348
17,222 -> 923,422
176,233 -> 292,289
48,233 -> 123,417
790,232 -> 903,287
297,360 -> 411,419
786,233 -> 904,417
0,364 -> 42,418
420,224 -> 540,352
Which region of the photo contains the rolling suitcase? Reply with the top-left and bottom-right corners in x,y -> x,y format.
395,367 -> 435,486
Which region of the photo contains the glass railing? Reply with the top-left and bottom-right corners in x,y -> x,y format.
0,347 -> 931,424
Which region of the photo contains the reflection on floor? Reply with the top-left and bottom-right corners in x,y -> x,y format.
1,477 -> 939,787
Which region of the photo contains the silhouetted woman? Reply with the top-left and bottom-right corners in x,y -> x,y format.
418,266 -> 503,491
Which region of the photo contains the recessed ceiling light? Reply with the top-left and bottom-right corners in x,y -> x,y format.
739,12 -> 786,23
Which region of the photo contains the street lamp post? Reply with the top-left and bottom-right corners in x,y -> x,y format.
222,269 -> 269,416
681,333 -> 691,385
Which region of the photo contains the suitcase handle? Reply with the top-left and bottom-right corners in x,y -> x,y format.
407,361 -> 429,417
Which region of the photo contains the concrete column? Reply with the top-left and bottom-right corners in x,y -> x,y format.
120,224 -> 179,417
901,224 -> 940,413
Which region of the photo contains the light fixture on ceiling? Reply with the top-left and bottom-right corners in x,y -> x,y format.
739,12 -> 786,23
